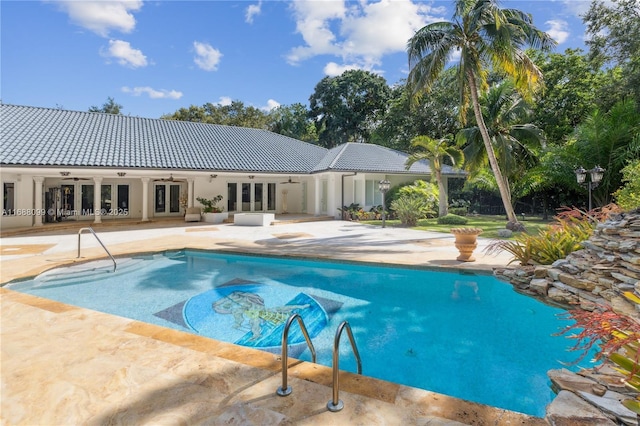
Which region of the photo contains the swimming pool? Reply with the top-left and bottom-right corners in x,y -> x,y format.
6,250 -> 591,417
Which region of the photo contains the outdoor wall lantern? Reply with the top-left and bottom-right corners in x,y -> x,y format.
574,165 -> 605,211
378,179 -> 391,228
60,171 -> 70,177
209,174 -> 217,182
117,172 -> 126,177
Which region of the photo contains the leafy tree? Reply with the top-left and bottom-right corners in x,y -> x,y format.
530,49 -> 609,144
584,0 -> 640,105
267,103 -> 317,141
405,135 -> 464,216
407,0 -> 556,224
89,97 -> 123,114
570,99 -> 640,206
163,100 -> 269,129
375,72 -> 460,151
309,69 -> 391,148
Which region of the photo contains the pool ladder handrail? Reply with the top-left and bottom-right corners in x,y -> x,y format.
276,313 -> 317,396
77,227 -> 117,273
327,320 -> 362,412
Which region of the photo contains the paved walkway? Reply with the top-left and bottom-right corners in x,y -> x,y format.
1,218 -> 543,425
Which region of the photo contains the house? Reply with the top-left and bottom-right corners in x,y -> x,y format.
0,104 -> 464,229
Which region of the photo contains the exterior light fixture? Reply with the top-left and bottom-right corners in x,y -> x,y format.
378,179 -> 391,228
117,172 -> 126,177
60,171 -> 70,177
575,165 -> 605,211
248,175 -> 255,179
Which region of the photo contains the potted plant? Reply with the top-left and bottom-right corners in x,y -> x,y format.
197,195 -> 228,223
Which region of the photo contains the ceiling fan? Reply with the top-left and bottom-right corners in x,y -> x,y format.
61,177 -> 90,181
153,174 -> 185,182
280,177 -> 300,184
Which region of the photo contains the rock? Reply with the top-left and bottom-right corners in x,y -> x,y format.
558,273 -> 597,291
546,390 -> 617,425
548,287 -> 577,304
579,390 -> 639,426
534,266 -> 549,278
496,228 -> 513,238
530,278 -> 550,295
548,369 -> 606,395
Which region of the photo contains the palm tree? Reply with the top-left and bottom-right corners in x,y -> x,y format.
405,135 -> 464,216
458,80 -> 546,208
407,0 -> 556,223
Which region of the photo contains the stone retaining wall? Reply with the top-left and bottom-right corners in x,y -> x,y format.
494,210 -> 640,424
495,210 -> 640,320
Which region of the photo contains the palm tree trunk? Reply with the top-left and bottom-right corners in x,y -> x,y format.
435,169 -> 448,216
466,72 -> 518,223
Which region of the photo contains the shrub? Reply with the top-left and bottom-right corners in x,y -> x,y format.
486,207 -> 599,265
449,207 -> 468,216
436,214 -> 469,225
197,195 -> 224,213
390,195 -> 430,226
614,159 -> 640,211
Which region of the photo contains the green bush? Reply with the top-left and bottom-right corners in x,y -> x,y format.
436,214 -> 469,225
614,159 -> 640,211
390,195 -> 430,226
449,207 -> 468,216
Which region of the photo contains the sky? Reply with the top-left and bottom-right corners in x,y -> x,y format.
1,0 -> 593,119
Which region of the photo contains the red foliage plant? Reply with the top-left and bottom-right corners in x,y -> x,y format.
556,306 -> 640,374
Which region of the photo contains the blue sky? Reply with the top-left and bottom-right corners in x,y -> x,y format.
1,0 -> 591,119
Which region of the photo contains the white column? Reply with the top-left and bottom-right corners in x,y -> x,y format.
141,177 -> 150,221
33,176 -> 44,227
187,178 -> 194,208
314,176 -> 321,215
93,177 -> 103,224
327,174 -> 336,218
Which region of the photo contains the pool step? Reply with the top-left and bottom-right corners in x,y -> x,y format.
29,257 -> 150,287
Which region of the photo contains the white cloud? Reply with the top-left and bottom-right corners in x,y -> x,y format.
324,62 -> 360,76
561,0 -> 594,17
122,86 -> 183,100
546,19 -> 570,44
193,41 -> 223,71
49,0 -> 142,37
263,99 -> 280,111
217,96 -> 233,106
245,2 -> 262,24
101,40 -> 148,68
286,0 -> 444,75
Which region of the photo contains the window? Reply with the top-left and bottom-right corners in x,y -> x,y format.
365,180 -> 383,206
117,185 -> 129,212
267,183 -> 276,211
101,185 -> 112,212
81,184 -> 94,214
3,182 -> 15,215
227,183 -> 237,212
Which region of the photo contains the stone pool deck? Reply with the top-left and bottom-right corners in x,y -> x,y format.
1,217 -> 546,425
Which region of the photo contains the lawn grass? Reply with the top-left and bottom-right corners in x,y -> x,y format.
361,215 -> 552,239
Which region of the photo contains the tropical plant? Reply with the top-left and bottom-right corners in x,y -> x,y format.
457,80 -> 546,214
405,135 -> 464,217
556,293 -> 640,415
486,207 -> 598,265
390,195 -> 431,227
614,158 -> 640,211
407,0 -> 556,224
196,195 -> 224,213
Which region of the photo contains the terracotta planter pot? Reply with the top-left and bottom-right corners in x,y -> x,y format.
450,227 -> 483,262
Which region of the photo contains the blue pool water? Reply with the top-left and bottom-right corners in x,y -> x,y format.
7,250 -> 591,416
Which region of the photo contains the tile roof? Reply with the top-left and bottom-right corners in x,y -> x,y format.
0,104 -> 456,176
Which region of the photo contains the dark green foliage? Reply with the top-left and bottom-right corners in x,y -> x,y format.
436,214 -> 469,225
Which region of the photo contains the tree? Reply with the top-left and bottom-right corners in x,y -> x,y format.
405,135 -> 464,216
267,103 -> 317,142
309,69 -> 391,148
530,49 -> 609,144
584,0 -> 640,106
458,80 -> 546,211
89,97 -> 123,114
162,100 -> 269,129
407,0 -> 556,224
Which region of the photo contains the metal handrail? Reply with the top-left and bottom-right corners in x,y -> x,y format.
276,313 -> 317,396
77,227 -> 117,272
327,320 -> 362,412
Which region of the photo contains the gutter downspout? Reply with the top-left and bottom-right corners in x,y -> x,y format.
341,172 -> 357,221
